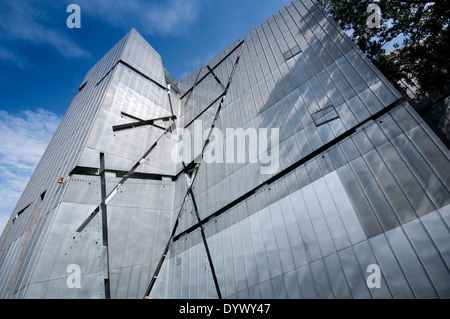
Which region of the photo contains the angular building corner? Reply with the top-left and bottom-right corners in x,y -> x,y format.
0,0 -> 449,299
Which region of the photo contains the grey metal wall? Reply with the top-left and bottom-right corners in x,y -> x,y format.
0,29 -> 131,298
148,0 -> 450,299
0,28 -> 180,298
151,101 -> 450,298
0,0 -> 449,299
194,0 -> 401,217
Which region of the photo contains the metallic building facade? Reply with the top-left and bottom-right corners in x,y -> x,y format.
0,0 -> 449,299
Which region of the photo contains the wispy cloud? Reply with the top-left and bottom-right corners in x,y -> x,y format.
77,0 -> 207,37
0,0 -> 91,67
0,109 -> 61,234
0,47 -> 29,69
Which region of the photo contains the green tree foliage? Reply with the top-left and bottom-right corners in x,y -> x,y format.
317,0 -> 450,98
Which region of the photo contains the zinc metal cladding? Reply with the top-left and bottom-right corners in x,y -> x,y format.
0,30 -> 131,298
148,0 -> 449,299
155,101 -> 449,299
0,28 -> 180,298
0,0 -> 449,299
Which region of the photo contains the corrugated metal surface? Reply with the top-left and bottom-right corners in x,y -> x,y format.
149,0 -> 449,299
155,102 -> 450,299
0,27 -> 179,298
0,0 -> 449,299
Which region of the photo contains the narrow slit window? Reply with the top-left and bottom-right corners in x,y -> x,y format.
282,45 -> 302,61
12,204 -> 31,223
78,81 -> 87,91
312,104 -> 339,126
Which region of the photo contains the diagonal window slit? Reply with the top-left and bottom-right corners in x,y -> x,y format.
312,104 -> 339,127
112,115 -> 176,132
282,45 -> 302,61
76,117 -> 177,233
144,35 -> 246,300
207,65 -> 226,91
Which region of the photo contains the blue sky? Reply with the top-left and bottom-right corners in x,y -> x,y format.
0,0 -> 294,234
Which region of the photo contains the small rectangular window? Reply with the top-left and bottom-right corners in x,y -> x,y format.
312,105 -> 339,126
283,45 -> 302,61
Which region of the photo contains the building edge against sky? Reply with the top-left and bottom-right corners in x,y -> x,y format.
0,0 -> 449,299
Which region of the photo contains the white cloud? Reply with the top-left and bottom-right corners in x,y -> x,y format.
0,0 -> 206,68
0,47 -> 29,69
0,109 -> 61,235
77,0 -> 207,37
